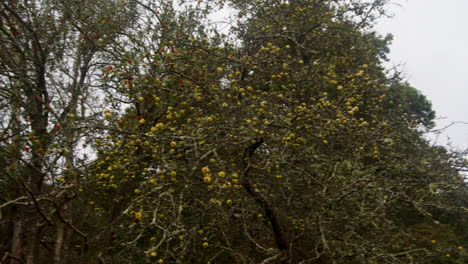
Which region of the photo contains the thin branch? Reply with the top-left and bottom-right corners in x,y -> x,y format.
429,121 -> 468,133
0,196 -> 28,209
18,179 -> 52,226
261,251 -> 283,264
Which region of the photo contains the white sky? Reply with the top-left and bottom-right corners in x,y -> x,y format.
375,0 -> 468,151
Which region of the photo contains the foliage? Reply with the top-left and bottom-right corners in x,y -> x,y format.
0,0 -> 466,263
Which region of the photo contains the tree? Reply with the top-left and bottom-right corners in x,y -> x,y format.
1,0 -> 466,263
87,0 -> 467,263
0,0 -> 137,263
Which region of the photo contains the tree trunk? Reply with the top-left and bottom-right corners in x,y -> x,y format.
9,211 -> 23,264
25,226 -> 41,264
54,221 -> 66,264
54,200 -> 72,264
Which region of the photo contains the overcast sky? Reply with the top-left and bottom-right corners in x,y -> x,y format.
375,0 -> 468,151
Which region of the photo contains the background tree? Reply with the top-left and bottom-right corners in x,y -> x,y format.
0,0 -> 137,263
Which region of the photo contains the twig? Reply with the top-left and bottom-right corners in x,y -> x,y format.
261,252 -> 283,264
429,121 -> 468,133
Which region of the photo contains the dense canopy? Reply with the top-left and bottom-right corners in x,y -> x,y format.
0,0 -> 466,263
